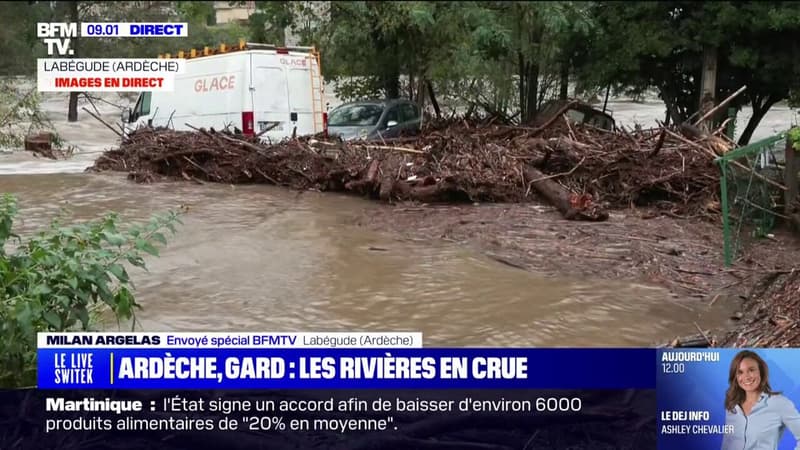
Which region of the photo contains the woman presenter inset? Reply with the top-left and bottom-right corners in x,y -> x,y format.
721,350 -> 800,450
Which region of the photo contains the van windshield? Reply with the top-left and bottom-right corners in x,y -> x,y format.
328,104 -> 384,126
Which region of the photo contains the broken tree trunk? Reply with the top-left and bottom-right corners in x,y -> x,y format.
679,123 -> 731,155
344,159 -> 381,194
406,179 -> 461,203
523,166 -> 608,221
24,132 -> 53,153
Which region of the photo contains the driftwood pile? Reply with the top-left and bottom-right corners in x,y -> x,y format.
91,118 -> 734,221
721,269 -> 800,348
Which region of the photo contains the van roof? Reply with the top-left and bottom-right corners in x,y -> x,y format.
157,40 -> 318,60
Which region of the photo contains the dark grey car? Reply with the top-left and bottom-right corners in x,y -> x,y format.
327,99 -> 422,141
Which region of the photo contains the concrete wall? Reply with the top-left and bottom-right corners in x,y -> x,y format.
214,1 -> 255,25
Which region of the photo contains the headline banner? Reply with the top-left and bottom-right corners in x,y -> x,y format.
37,347 -> 654,389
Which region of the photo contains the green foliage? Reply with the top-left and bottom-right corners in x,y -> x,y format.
789,127 -> 800,151
332,77 -> 385,103
249,1 -> 295,44
0,79 -> 60,150
0,2 -> 51,76
0,195 -> 181,387
176,1 -> 216,26
578,1 -> 800,143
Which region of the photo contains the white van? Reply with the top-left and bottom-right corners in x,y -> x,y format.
122,43 -> 327,141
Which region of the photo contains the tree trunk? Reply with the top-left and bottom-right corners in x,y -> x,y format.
699,47 -> 717,98
67,0 -> 79,122
662,92 -> 684,126
415,76 -> 426,110
67,93 -> 79,122
518,51 -> 526,122
526,63 -> 539,124
368,4 -> 400,100
523,166 -> 608,221
426,80 -> 441,119
382,72 -> 400,100
737,96 -> 779,146
559,61 -> 569,100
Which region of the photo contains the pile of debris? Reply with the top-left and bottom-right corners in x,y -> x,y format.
721,269 -> 800,347
91,117 -> 734,221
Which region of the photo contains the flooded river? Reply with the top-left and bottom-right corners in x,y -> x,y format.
0,171 -> 735,347
2,90 -> 771,346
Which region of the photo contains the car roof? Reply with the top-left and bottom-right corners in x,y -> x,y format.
334,99 -> 414,109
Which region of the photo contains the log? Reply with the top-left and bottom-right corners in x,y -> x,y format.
523,166 -> 608,221
365,159 -> 380,183
344,179 -> 377,193
24,132 -> 53,152
679,123 -> 708,141
670,333 -> 713,348
397,180 -> 460,203
548,137 -> 589,160
344,160 -> 381,193
679,123 -> 731,154
379,176 -> 395,201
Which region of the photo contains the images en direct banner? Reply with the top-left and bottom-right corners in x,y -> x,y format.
657,348 -> 800,450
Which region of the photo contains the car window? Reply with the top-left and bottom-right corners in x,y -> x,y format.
132,92 -> 151,120
384,106 -> 400,125
400,103 -> 419,123
328,104 -> 384,126
565,109 -> 585,124
586,113 -> 613,130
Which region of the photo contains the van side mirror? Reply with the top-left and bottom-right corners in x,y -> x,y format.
386,120 -> 398,128
122,107 -> 131,123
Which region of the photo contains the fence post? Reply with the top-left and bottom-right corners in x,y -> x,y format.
726,107 -> 737,140
786,137 -> 798,217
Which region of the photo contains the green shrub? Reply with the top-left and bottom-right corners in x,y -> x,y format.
789,127 -> 800,151
0,194 -> 181,387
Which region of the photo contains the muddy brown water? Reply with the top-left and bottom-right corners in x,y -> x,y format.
0,172 -> 736,346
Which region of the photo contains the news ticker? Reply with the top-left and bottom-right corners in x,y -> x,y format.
37,22 -> 188,92
5,389 -> 657,450
29,333 -> 800,450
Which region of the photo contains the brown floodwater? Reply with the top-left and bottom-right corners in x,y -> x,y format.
0,172 -> 735,346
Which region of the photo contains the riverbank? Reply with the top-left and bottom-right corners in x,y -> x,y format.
352,201 -> 800,346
